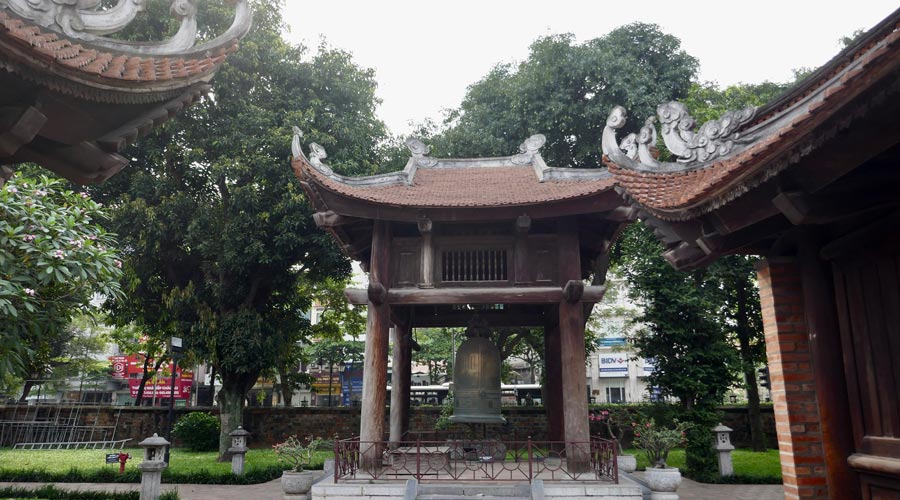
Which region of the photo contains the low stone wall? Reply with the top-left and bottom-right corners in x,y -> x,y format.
0,404 -> 776,449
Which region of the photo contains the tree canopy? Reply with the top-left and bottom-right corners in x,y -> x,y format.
0,175 -> 122,378
419,23 -> 698,169
91,0 -> 389,455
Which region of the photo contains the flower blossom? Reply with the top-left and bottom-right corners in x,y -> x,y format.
54,249 -> 65,259
24,288 -> 35,296
23,234 -> 36,242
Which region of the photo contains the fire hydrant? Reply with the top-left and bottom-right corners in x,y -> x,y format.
118,452 -> 130,474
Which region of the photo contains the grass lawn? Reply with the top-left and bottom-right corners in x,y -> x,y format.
625,447 -> 782,482
0,447 -> 331,484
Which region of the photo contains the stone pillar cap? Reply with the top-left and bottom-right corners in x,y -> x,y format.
139,433 -> 171,447
712,423 -> 733,432
229,426 -> 251,437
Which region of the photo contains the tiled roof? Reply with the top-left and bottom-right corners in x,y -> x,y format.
0,10 -> 236,87
607,18 -> 900,217
293,156 -> 616,209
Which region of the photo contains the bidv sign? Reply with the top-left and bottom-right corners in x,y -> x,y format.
598,354 -> 628,378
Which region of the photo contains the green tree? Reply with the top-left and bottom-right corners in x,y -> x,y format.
615,224 -> 738,480
92,0 -> 388,456
305,339 -> 364,406
427,23 -> 698,169
108,323 -> 170,406
0,175 -> 122,384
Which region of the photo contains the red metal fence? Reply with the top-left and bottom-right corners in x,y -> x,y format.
335,436 -> 617,483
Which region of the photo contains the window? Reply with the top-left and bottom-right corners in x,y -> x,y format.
441,249 -> 508,282
606,386 -> 626,403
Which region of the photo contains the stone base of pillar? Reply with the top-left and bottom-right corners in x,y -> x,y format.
139,470 -> 163,500
650,493 -> 678,500
231,453 -> 245,475
283,495 -> 308,500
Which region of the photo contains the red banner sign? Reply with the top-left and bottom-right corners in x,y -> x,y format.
110,354 -> 194,400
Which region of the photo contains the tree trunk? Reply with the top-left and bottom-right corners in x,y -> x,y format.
277,366 -> 293,407
736,283 -> 766,452
18,379 -> 35,403
216,370 -> 258,460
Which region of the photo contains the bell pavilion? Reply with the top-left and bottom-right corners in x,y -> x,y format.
292,133 -> 630,470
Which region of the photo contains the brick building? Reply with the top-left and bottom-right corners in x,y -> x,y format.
601,9 -> 900,499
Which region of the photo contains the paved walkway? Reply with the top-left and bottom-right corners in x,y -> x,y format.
630,472 -> 784,500
0,480 -> 282,500
2,478 -> 784,499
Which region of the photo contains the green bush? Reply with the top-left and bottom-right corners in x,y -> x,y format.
0,485 -> 138,499
172,412 -> 220,452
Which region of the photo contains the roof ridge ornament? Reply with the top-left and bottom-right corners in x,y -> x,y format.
511,134 -> 546,165
308,142 -> 332,175
2,0 -> 251,56
602,102 -> 756,171
405,137 -> 437,167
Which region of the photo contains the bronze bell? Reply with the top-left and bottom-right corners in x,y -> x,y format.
450,322 -> 506,424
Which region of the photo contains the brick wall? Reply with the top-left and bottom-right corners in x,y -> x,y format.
756,258 -> 828,499
0,404 -> 774,449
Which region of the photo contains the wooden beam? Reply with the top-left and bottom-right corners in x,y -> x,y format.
820,209 -> 900,261
794,97 -> 900,194
0,106 -> 46,157
313,210 -> 352,228
344,285 -> 606,306
773,189 -> 900,225
411,310 -> 547,328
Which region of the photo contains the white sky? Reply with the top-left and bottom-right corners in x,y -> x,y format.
283,1 -> 898,136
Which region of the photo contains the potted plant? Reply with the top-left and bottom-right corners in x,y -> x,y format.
590,407 -> 637,472
632,418 -> 689,495
273,435 -> 330,497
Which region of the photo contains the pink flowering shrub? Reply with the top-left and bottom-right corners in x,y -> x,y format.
632,417 -> 690,468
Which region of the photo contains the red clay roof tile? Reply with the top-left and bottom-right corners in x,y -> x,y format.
294,157 -> 616,209
0,10 -> 236,86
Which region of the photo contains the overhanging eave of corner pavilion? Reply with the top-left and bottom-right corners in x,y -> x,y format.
600,7 -> 900,272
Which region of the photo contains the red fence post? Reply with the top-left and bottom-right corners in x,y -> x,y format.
416,438 -> 421,481
527,436 -> 533,481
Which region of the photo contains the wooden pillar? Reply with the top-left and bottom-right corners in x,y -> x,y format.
557,219 -> 590,471
797,232 -> 859,500
515,215 -> 531,285
756,258 -> 830,500
543,322 -> 564,444
360,220 -> 391,471
418,219 -> 434,288
389,323 -> 411,446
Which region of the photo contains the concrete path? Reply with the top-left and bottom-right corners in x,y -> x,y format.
2,478 -> 784,499
629,471 -> 784,500
0,480 -> 283,500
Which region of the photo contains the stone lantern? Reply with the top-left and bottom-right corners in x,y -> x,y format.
137,433 -> 170,500
228,426 -> 251,475
712,423 -> 735,476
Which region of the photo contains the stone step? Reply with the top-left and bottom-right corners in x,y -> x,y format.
418,496 -> 529,500
417,483 -> 531,498
418,497 -> 528,500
